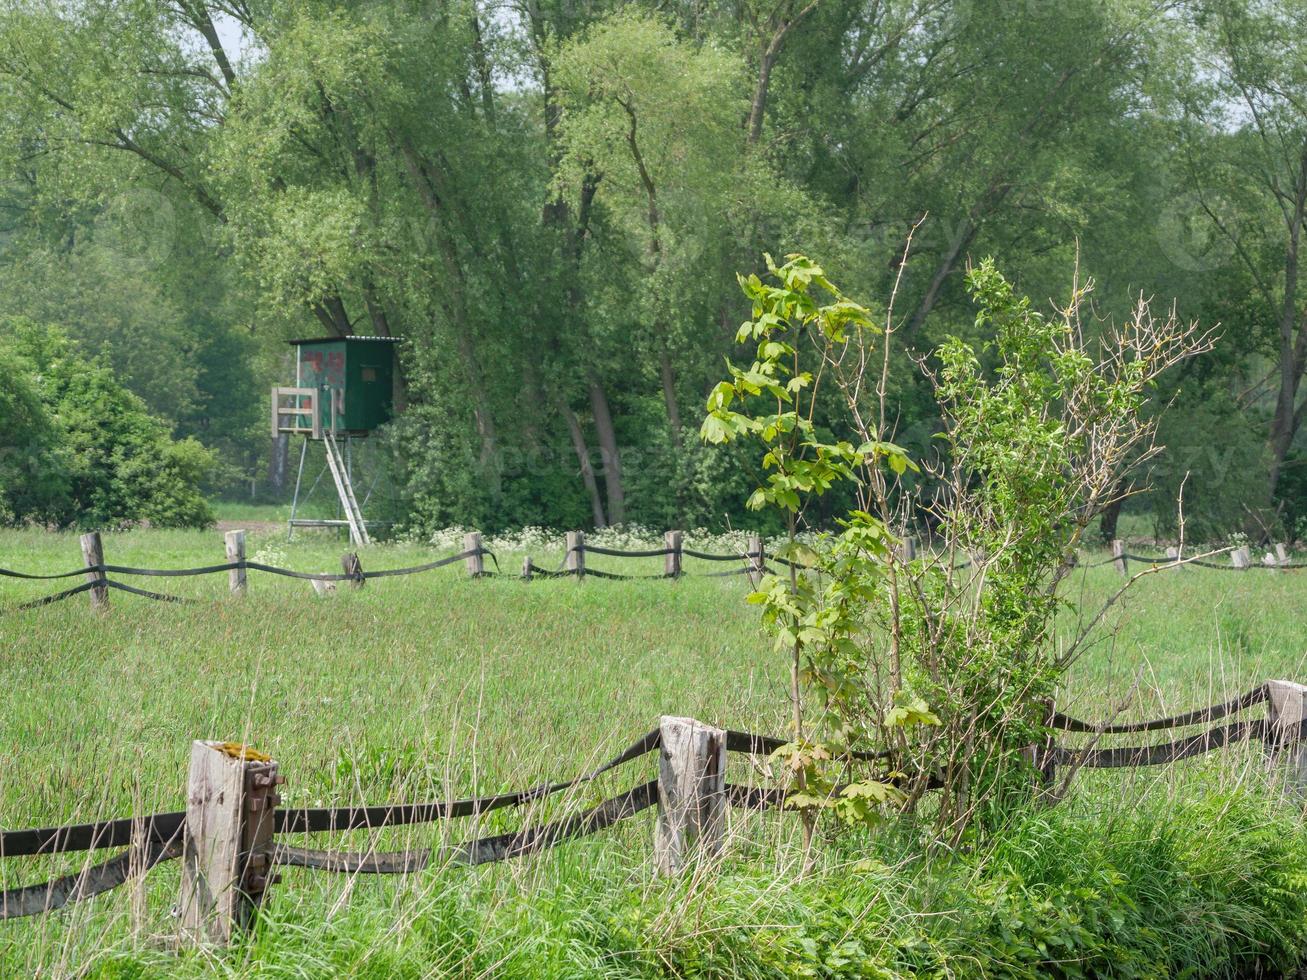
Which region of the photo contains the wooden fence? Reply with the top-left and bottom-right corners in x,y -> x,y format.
0,529 -> 782,612
1108,539 -> 1307,575
4,531 -> 1303,614
4,682 -> 1307,941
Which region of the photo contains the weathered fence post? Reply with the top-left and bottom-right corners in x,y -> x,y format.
1232,547 -> 1250,570
522,556 -> 533,581
1276,543 -> 1290,571
567,531 -> 585,580
311,577 -> 336,596
1165,545 -> 1186,570
746,534 -> 764,588
654,716 -> 726,874
341,552 -> 365,589
225,530 -> 247,595
897,536 -> 917,562
179,741 -> 281,946
1111,539 -> 1127,576
1266,680 -> 1307,795
665,530 -> 683,579
464,532 -> 484,578
80,531 -> 108,611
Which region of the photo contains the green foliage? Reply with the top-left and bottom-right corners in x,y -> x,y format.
703,254 -> 924,829
0,319 -> 217,528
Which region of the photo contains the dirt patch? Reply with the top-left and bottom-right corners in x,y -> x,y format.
215,520 -> 283,534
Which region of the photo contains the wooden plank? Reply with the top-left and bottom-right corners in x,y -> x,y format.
225,530 -> 247,595
465,532 -> 484,578
665,531 -> 683,578
654,716 -> 726,874
80,532 -> 108,611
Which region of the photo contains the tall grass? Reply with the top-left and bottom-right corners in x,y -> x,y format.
2,526 -> 1306,976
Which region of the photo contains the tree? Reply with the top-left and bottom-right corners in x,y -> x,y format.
1173,0 -> 1307,521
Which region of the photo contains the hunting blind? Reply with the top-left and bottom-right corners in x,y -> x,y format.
272,336 -> 401,546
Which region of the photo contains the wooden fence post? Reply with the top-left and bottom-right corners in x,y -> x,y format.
179,741 -> 281,946
746,534 -> 764,588
341,552 -> 365,589
1276,543 -> 1290,571
225,530 -> 247,595
1266,680 -> 1307,795
1111,539 -> 1126,576
464,532 -> 484,578
311,577 -> 336,596
80,531 -> 108,611
522,556 -> 533,581
1232,547 -> 1250,570
567,531 -> 585,580
897,536 -> 917,562
654,716 -> 726,874
665,530 -> 683,579
1165,545 -> 1188,571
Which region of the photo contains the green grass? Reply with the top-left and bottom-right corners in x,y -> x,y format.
2,526 -> 1307,976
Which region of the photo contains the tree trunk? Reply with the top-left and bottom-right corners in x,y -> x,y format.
1267,216 -> 1303,499
747,49 -> 777,146
659,350 -> 682,445
589,381 -> 625,524
1099,492 -> 1124,545
396,138 -> 498,465
561,400 -> 607,527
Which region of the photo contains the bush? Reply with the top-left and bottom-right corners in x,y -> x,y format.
0,318 -> 218,528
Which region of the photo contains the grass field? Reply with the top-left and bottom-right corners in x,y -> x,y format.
3,525 -> 1307,976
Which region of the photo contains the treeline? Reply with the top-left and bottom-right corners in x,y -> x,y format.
0,0 -> 1303,538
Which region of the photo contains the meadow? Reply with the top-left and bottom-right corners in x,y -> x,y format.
3,524 -> 1307,977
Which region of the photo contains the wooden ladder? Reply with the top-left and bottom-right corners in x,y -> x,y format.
323,433 -> 370,546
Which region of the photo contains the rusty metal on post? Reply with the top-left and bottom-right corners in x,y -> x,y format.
226,530 -> 247,595
1111,540 -> 1126,576
180,741 -> 282,946
567,531 -> 585,580
465,532 -> 485,578
341,552 -> 365,589
665,531 -> 683,579
654,716 -> 726,874
80,531 -> 108,611
1266,681 -> 1307,795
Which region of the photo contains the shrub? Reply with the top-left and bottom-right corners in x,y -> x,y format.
0,318 -> 218,528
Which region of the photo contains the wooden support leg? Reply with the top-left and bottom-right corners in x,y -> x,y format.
567,531 -> 585,580
341,552 -> 365,589
1266,681 -> 1307,796
665,530 -> 683,579
465,532 -> 485,578
654,716 -> 726,874
746,534 -> 764,588
226,530 -> 247,595
81,531 -> 108,611
180,742 -> 281,946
